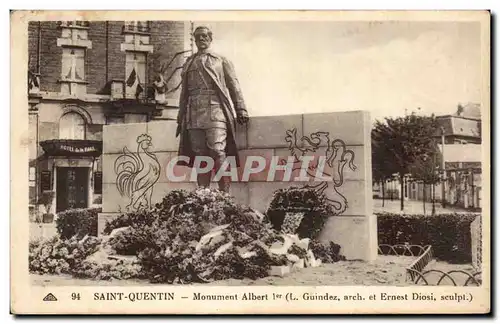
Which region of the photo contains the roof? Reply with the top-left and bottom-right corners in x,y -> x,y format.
439,144 -> 482,163
436,115 -> 480,138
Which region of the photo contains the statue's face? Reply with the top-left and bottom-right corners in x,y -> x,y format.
194,28 -> 212,51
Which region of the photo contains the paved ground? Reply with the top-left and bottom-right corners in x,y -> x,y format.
31,255 -> 415,286
373,198 -> 476,215
31,256 -> 478,287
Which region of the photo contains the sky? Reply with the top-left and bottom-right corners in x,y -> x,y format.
193,21 -> 482,122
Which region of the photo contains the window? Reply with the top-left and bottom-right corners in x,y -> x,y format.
93,171 -> 102,194
29,167 -> 36,187
60,112 -> 86,139
125,52 -> 146,98
61,48 -> 85,81
59,21 -> 89,28
29,167 -> 36,181
124,21 -> 150,33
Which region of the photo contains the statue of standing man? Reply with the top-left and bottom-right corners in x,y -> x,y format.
176,26 -> 249,192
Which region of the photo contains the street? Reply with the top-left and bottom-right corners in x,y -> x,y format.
373,198 -> 477,215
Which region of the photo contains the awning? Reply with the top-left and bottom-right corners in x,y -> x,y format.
40,139 -> 102,158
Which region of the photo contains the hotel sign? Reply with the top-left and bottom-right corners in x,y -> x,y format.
59,145 -> 97,153
40,139 -> 102,157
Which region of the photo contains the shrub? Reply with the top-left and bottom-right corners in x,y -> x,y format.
266,187 -> 332,239
56,207 -> 101,239
376,212 -> 479,264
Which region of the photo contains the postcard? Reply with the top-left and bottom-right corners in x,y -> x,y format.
11,10 -> 490,314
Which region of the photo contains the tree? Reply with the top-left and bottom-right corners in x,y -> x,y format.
372,113 -> 439,211
372,131 -> 394,207
409,142 -> 442,215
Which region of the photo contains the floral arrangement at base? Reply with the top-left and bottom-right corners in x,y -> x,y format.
29,232 -> 145,280
266,187 -> 334,240
29,188 -> 345,283
29,235 -> 102,275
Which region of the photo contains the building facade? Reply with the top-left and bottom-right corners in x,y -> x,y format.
435,102 -> 481,145
434,103 -> 482,209
28,20 -> 191,221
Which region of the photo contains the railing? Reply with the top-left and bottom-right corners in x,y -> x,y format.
378,244 -> 430,257
405,245 -> 434,283
124,83 -> 149,100
110,81 -> 155,102
378,244 -> 482,286
411,269 -> 482,286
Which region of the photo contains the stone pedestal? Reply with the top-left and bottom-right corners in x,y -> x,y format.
99,110 -> 377,261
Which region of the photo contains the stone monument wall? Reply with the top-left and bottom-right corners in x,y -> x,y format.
98,110 -> 377,260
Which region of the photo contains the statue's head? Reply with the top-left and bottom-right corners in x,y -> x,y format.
193,26 -> 212,51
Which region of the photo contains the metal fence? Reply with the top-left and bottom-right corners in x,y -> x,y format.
378,244 -> 482,286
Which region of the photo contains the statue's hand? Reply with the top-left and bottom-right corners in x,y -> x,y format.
237,116 -> 249,125
237,112 -> 249,125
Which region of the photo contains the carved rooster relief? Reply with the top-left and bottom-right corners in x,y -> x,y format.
114,134 -> 161,211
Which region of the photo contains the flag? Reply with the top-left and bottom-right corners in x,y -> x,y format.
126,68 -> 137,87
135,82 -> 144,98
135,72 -> 144,98
126,68 -> 144,99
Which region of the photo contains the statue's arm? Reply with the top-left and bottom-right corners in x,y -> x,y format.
222,57 -> 248,117
176,59 -> 191,137
177,81 -> 186,124
177,57 -> 191,125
